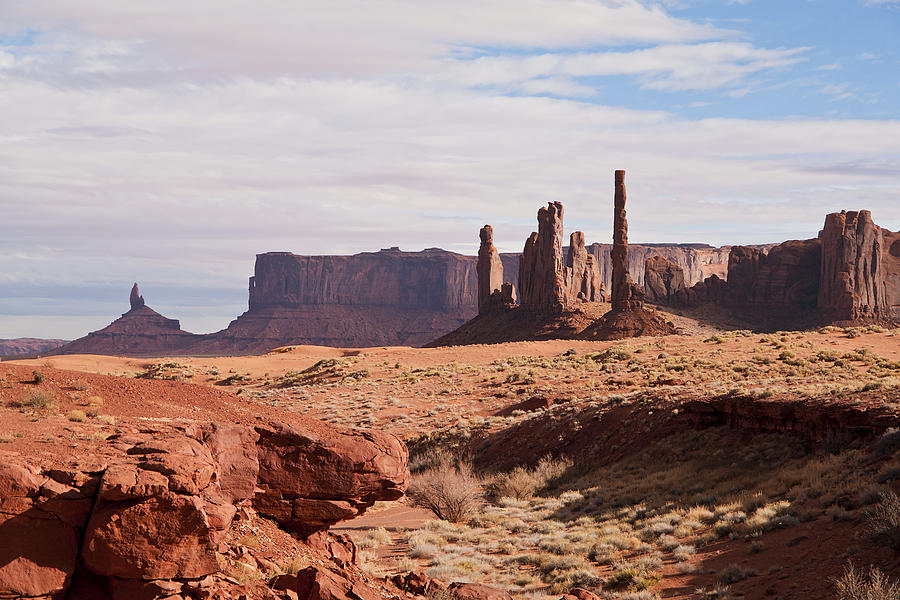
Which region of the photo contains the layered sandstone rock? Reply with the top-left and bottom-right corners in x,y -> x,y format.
0,418 -> 408,600
581,171 -> 676,340
0,338 -> 67,357
567,232 -> 604,302
197,249 -> 480,351
667,210 -> 898,328
610,171 -> 643,311
517,203 -> 604,315
885,228 -> 900,319
519,202 -> 569,314
818,210 -> 889,321
129,283 -> 145,310
253,422 -> 408,536
477,226 -> 504,313
477,226 -> 516,314
643,255 -> 686,305
52,286 -> 200,356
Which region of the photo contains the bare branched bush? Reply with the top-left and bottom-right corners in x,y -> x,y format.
864,491 -> 900,550
835,564 -> 900,600
408,459 -> 482,522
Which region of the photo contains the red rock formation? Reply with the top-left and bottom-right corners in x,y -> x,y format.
52,286 -> 200,356
519,202 -> 569,314
477,226 -> 517,314
819,210 -> 889,321
643,255 -> 686,305
610,171 -> 640,310
477,225 -> 504,313
566,231 -> 604,302
253,421 -> 408,537
675,210 -> 898,328
581,171 -> 676,340
195,249 -> 480,352
449,582 -> 514,600
0,418 -> 408,600
129,283 -> 145,310
884,227 -> 900,319
0,338 -> 67,357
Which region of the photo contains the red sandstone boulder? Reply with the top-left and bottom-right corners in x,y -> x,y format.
559,588 -> 601,600
449,582 -> 514,600
0,459 -> 90,599
290,566 -> 382,600
254,421 -> 408,535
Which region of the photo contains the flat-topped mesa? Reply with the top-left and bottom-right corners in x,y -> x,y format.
519,201 -> 570,314
477,225 -> 510,314
567,231 -> 605,302
611,170 -> 644,311
818,210 -> 890,321
129,283 -> 145,311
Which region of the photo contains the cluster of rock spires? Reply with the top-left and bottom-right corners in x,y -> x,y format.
644,208 -> 899,327
478,204 -> 603,318
432,170 -> 674,346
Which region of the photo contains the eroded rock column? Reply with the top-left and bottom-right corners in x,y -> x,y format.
611,171 -> 643,311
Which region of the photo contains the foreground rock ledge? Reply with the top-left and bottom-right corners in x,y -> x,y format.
0,418 -> 408,600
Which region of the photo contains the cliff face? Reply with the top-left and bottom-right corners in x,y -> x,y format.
202,248 -> 479,351
249,248 -> 477,311
884,227 -> 900,319
647,211 -> 898,328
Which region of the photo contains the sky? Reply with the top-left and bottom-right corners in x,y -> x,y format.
1,0 -> 899,339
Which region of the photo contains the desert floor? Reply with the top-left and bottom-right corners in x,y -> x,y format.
4,320 -> 900,599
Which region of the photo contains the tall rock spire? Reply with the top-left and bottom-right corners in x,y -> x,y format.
129,283 -> 145,311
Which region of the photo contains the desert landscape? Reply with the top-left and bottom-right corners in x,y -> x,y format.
2,3 -> 900,600
2,167 -> 900,600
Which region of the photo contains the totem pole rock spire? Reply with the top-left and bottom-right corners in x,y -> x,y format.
611,170 -> 644,311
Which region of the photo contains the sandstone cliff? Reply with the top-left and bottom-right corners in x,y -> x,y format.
198,248 -> 479,352
818,210 -> 889,321
884,227 -> 900,319
647,210 -> 899,328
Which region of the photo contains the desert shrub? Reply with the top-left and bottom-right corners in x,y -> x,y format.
488,467 -> 539,500
21,389 -> 56,413
31,370 -> 45,384
717,564 -> 757,584
835,564 -> 900,600
408,459 -> 482,522
596,346 -> 631,362
875,429 -> 900,457
605,567 -> 661,592
487,455 -> 572,500
864,491 -> 900,550
356,527 -> 390,549
66,410 -> 86,422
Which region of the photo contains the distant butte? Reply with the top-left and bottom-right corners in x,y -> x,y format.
51,284 -> 200,356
